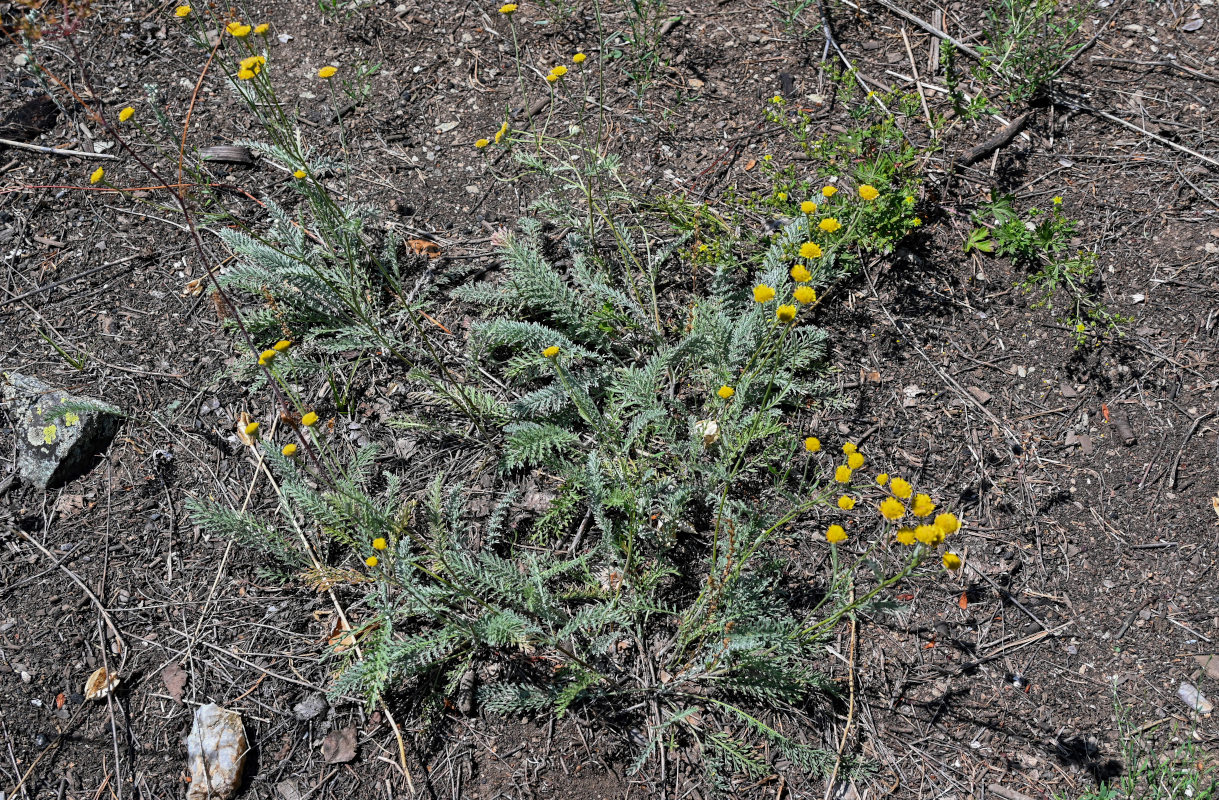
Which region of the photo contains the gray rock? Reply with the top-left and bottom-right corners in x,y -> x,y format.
186,703 -> 247,800
292,692 -> 328,721
1,372 -> 121,489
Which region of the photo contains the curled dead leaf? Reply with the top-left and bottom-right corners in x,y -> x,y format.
1213,496 -> 1219,521
84,666 -> 119,701
408,239 -> 442,259
182,278 -> 204,296
236,412 -> 256,448
328,616 -> 355,654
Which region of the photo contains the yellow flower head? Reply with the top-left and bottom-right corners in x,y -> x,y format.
237,68 -> 256,80
879,497 -> 904,520
794,286 -> 816,305
365,555 -> 379,567
790,264 -> 812,283
258,349 -> 277,365
118,106 -> 134,122
302,411 -> 319,427
1052,196 -> 1063,205
776,304 -> 796,323
255,23 -> 270,34
240,55 -> 266,73
821,185 -> 837,198
777,192 -> 788,201
800,200 -> 815,214
551,65 -> 567,77
495,121 -> 509,143
770,94 -> 784,104
226,21 -> 251,37
717,385 -> 735,400
318,65 -> 337,79
819,217 -> 842,233
905,195 -> 915,204
89,167 -> 104,185
826,524 -> 847,544
499,2 -> 517,12
804,436 -> 821,453
282,443 -> 298,456
174,5 -> 191,17
543,345 -> 560,359
847,451 -> 864,470
890,477 -> 912,499
475,138 -> 491,148
834,465 -> 852,483
934,512 -> 961,535
914,524 -> 943,545
837,495 -> 856,511
912,217 -> 922,227
842,442 -> 857,454
875,473 -> 888,485
858,184 -> 879,201
244,422 -> 260,436
573,53 -> 586,63
752,284 -> 776,303
798,242 -> 822,260
273,339 -> 291,352
895,527 -> 916,545
372,537 -> 387,550
293,169 -> 307,179
546,73 -> 559,83
942,552 -> 962,571
910,493 -> 936,518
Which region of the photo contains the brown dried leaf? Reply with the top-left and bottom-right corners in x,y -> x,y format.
408,239 -> 442,259
84,666 -> 119,701
1212,496 -> 1219,521
236,412 -> 255,448
328,616 -> 355,654
162,663 -> 188,703
321,727 -> 357,763
183,278 -> 204,296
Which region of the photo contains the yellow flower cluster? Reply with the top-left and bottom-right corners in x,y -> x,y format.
819,442 -> 963,553
118,106 -> 134,122
174,5 -> 191,17
717,385 -> 734,400
543,345 -> 560,359
238,54 -> 266,80
318,65 -> 337,79
90,167 -> 104,185
499,2 -> 517,12
226,21 -> 251,37
573,53 -> 586,63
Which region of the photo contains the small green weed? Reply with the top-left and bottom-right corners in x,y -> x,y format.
1058,699 -> 1217,800
966,195 -> 1127,346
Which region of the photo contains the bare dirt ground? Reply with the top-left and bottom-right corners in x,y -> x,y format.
2,0 -> 1218,798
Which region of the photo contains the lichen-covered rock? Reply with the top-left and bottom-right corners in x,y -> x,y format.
1,372 -> 121,489
187,703 -> 248,800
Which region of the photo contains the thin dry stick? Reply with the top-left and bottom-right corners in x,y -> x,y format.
900,28 -> 933,133
1054,93 -> 1219,169
0,137 -> 119,159
823,583 -> 858,800
15,529 -> 126,662
871,0 -> 985,62
181,420 -> 275,663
